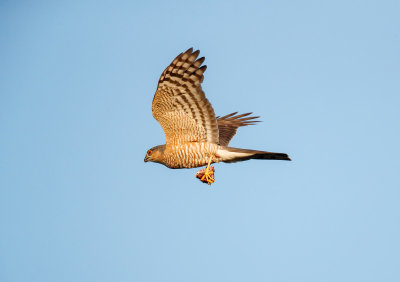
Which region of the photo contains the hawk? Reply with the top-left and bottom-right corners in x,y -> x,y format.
144,48 -> 291,184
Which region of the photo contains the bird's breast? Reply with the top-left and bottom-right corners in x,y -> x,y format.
163,142 -> 219,169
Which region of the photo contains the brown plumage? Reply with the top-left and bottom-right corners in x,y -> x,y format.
217,112 -> 260,146
144,48 -> 291,178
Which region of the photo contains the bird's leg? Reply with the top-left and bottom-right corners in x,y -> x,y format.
200,155 -> 215,185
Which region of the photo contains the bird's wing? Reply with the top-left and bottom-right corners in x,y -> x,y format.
216,112 -> 260,146
152,48 -> 219,145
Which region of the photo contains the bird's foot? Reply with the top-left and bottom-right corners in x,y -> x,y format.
195,156 -> 215,185
195,166 -> 215,185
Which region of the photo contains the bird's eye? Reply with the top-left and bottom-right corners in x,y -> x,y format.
147,150 -> 152,156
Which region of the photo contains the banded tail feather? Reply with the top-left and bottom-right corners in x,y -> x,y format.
217,146 -> 291,163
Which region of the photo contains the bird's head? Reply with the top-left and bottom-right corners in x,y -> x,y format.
144,145 -> 165,164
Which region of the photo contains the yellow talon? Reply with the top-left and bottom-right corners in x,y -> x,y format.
202,156 -> 214,185
195,156 -> 215,185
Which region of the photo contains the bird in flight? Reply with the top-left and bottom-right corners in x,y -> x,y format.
144,48 -> 291,184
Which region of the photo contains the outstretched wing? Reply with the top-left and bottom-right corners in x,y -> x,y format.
217,112 -> 260,146
152,48 -> 219,145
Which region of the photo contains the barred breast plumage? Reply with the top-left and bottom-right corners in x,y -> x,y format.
163,142 -> 220,169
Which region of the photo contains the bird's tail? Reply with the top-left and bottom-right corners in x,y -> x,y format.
217,146 -> 291,163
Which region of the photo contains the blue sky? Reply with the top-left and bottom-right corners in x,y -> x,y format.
1,1 -> 399,281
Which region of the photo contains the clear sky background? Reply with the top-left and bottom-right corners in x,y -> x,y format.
1,1 -> 399,281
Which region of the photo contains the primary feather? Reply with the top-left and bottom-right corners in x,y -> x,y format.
217,112 -> 260,146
